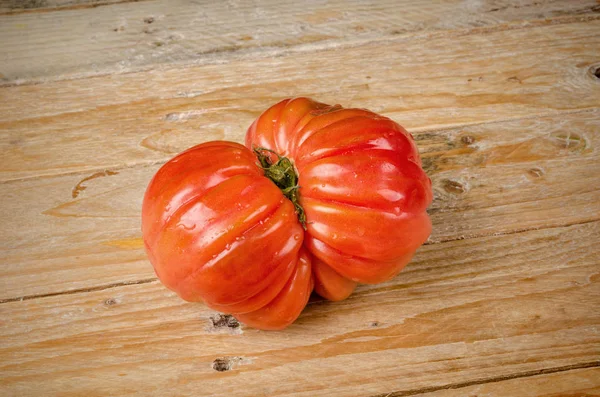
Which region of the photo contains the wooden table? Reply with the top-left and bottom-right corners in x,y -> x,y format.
1,1 -> 599,395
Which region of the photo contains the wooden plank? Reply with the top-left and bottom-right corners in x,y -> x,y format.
2,20 -> 600,181
416,367 -> 600,397
0,0 -> 598,82
1,221 -> 599,396
1,110 -> 598,300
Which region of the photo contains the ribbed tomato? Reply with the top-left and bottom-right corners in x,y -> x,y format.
142,98 -> 432,330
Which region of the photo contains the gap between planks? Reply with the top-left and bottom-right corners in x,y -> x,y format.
0,277 -> 158,304
370,361 -> 600,397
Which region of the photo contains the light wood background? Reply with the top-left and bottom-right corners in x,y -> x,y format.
1,1 -> 599,396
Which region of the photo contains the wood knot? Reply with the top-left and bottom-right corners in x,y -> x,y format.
443,180 -> 467,195
549,132 -> 584,150
370,321 -> 380,327
144,17 -> 155,24
210,314 -> 240,329
527,167 -> 545,178
104,298 -> 118,306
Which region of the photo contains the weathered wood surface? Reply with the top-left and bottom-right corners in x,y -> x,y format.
1,1 -> 600,396
1,221 -> 599,395
0,0 -> 598,83
2,20 -> 600,182
2,110 -> 599,300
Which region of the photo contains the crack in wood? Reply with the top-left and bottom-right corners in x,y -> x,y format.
0,277 -> 158,304
369,361 -> 600,397
424,216 -> 600,245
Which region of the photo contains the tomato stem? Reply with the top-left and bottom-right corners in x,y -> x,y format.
253,148 -> 307,230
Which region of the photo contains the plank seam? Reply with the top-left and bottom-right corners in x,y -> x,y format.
0,277 -> 158,304
369,361 -> 600,397
425,218 -> 600,245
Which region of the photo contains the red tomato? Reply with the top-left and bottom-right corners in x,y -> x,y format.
142,98 -> 432,330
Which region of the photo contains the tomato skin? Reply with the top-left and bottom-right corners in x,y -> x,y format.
246,98 -> 432,291
142,141 -> 309,327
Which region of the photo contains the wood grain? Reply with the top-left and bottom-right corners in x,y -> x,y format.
0,0 -> 598,82
1,109 -> 598,301
2,20 -> 600,181
418,367 -> 600,397
1,221 -> 598,396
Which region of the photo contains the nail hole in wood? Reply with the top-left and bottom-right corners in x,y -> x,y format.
213,358 -> 231,372
461,135 -> 475,145
213,357 -> 243,372
210,314 -> 240,329
588,64 -> 600,80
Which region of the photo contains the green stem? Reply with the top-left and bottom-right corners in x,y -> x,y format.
253,148 -> 307,230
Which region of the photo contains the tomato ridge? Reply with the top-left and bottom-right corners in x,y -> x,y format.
174,195 -> 297,305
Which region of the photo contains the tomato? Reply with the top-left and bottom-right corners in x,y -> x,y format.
142,98 -> 432,330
